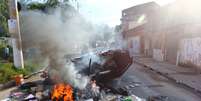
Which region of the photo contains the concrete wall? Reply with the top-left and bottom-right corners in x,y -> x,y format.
127,36 -> 140,57
153,48 -> 164,61
165,30 -> 181,65
128,14 -> 147,30
148,31 -> 166,62
179,37 -> 201,69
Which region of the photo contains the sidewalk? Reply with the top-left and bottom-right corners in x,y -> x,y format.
134,57 -> 201,93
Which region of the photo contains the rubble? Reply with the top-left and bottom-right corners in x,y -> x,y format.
2,49 -> 141,101
24,94 -> 37,101
3,78 -> 170,101
147,95 -> 169,101
72,49 -> 133,84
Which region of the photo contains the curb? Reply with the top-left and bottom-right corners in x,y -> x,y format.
134,59 -> 201,94
0,80 -> 15,90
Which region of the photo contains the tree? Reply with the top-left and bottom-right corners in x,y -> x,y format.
0,0 -> 9,37
46,0 -> 60,8
24,0 -> 77,10
27,0 -> 60,10
27,3 -> 46,11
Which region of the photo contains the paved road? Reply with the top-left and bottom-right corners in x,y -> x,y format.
1,64 -> 201,101
0,87 -> 16,100
119,63 -> 201,101
0,74 -> 43,100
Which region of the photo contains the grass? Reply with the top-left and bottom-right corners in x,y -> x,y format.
0,42 -> 43,83
0,44 -> 42,83
0,62 -> 38,84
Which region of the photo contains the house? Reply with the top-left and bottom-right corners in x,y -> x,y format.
121,0 -> 201,69
121,2 -> 160,57
157,0 -> 201,66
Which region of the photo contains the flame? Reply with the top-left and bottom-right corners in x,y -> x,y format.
51,83 -> 74,101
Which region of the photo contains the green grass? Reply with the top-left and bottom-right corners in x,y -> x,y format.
0,62 -> 38,84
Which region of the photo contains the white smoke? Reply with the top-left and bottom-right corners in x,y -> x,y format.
19,8 -> 94,89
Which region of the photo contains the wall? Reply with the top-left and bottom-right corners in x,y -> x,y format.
128,36 -> 140,56
179,37 -> 201,69
165,29 -> 181,64
153,48 -> 164,61
149,31 -> 166,62
128,14 -> 147,30
144,36 -> 152,56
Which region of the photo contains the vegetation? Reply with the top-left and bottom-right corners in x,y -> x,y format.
27,3 -> 46,11
0,43 -> 13,62
0,0 -> 9,37
0,42 -> 41,83
0,63 -> 23,83
26,0 -> 73,10
0,43 -> 40,84
46,0 -> 60,8
0,0 -> 77,84
0,0 -> 79,83
0,62 -> 39,83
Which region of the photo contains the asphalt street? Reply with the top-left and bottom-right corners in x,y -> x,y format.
119,63 -> 201,101
1,63 -> 201,101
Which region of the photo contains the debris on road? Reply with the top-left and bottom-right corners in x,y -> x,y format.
0,49 -> 147,101
0,50 -> 173,101
147,95 -> 169,101
72,49 -> 133,83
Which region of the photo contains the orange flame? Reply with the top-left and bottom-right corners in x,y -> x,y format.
51,83 -> 74,101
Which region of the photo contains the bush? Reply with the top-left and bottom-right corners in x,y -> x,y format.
0,62 -> 37,83
0,44 -> 13,62
0,44 -> 6,59
0,63 -> 17,83
0,0 -> 9,37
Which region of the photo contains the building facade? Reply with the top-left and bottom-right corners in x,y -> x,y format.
121,1 -> 201,69
121,2 -> 159,57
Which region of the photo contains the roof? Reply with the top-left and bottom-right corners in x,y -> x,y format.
122,1 -> 160,14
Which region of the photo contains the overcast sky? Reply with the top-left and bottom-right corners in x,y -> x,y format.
78,0 -> 175,27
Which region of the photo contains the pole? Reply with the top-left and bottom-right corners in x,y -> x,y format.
8,0 -> 24,68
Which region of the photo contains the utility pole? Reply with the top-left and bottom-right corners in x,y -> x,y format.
8,0 -> 24,68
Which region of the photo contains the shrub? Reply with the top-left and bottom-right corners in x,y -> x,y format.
0,63 -> 16,83
0,44 -> 6,59
0,62 -> 38,83
0,44 -> 13,62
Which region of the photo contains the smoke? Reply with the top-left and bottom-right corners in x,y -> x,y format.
19,8 -> 94,89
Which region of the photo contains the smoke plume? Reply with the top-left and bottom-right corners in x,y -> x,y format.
19,8 -> 94,89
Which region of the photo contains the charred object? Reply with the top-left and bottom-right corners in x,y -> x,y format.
72,49 -> 133,84
7,49 -> 133,101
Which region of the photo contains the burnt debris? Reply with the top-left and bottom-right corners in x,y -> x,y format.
5,49 -> 140,101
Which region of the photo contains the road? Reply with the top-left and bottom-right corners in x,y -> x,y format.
119,63 -> 201,101
0,74 -> 43,100
0,63 -> 201,101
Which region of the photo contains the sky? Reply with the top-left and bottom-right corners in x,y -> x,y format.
78,0 -> 175,27
20,0 -> 175,27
